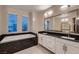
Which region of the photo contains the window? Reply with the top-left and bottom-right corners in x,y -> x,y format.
22,16 -> 28,31
8,14 -> 17,32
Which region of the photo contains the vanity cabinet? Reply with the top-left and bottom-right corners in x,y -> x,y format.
38,33 -> 79,54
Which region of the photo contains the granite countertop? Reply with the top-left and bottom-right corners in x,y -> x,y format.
38,31 -> 79,43
48,30 -> 79,36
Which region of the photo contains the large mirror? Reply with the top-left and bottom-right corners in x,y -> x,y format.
44,9 -> 79,33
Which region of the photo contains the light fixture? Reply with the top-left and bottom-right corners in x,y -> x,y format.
48,10 -> 53,16
60,5 -> 68,10
44,10 -> 53,18
44,12 -> 48,17
61,18 -> 69,22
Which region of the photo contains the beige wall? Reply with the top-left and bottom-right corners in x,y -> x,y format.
0,6 -> 1,35
28,12 -> 33,32
31,12 -> 44,33
0,6 -> 33,34
1,6 -> 8,34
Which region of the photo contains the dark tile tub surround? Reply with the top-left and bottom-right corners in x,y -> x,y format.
0,32 -> 38,54
38,31 -> 79,42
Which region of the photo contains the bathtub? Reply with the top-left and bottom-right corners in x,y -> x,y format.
0,34 -> 36,43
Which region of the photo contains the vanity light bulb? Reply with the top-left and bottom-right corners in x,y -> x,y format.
44,13 -> 48,17
61,18 -> 68,22
61,19 -> 65,22
48,10 -> 53,16
65,18 -> 68,22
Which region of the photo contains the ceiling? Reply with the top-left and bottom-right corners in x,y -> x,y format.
8,5 -> 52,12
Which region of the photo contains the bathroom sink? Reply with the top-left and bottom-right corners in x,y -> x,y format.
61,36 -> 75,40
43,33 -> 48,35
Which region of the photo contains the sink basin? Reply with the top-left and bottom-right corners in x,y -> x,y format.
43,33 -> 48,35
61,36 -> 75,40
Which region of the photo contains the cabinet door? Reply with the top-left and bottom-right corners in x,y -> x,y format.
42,35 -> 49,48
46,36 -> 56,53
65,45 -> 79,54
56,38 -> 65,54
38,34 -> 43,45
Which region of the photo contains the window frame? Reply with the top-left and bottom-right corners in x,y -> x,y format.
22,16 -> 28,32
8,13 -> 17,33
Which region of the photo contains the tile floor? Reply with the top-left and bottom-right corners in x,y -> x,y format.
15,45 -> 52,54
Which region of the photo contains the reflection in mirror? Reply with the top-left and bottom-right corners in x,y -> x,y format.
75,18 -> 79,33
61,18 -> 76,33
61,18 -> 70,33
43,9 -> 79,33
44,18 -> 52,31
51,10 -> 77,33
